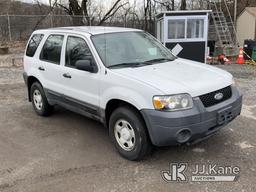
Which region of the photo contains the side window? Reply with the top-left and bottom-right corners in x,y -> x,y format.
65,36 -> 93,68
26,34 -> 44,57
40,35 -> 64,64
168,19 -> 185,39
187,19 -> 204,39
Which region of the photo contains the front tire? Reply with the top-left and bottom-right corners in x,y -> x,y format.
30,82 -> 53,116
109,106 -> 152,160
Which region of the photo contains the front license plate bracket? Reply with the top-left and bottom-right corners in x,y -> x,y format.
217,106 -> 233,125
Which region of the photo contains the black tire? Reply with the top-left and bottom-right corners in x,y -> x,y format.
30,82 -> 53,116
109,106 -> 152,161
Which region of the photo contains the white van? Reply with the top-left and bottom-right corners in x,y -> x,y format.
23,27 -> 242,160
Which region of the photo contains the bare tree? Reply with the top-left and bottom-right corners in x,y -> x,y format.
154,0 -> 175,11
58,0 -> 84,25
120,4 -> 132,27
143,0 -> 158,33
33,0 -> 58,30
58,0 -> 128,26
97,0 -> 128,25
180,0 -> 187,10
143,0 -> 151,31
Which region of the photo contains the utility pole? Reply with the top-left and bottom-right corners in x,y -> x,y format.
234,0 -> 237,29
7,0 -> 12,42
233,0 -> 237,45
49,0 -> 53,27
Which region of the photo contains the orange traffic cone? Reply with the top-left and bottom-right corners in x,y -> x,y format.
237,48 -> 245,64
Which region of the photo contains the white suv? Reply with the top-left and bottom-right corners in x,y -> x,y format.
23,27 -> 242,160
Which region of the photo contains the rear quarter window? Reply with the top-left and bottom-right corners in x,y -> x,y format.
26,34 -> 44,57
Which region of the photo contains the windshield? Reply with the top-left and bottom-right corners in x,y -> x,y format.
91,31 -> 176,68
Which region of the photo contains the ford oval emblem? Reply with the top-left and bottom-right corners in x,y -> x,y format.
214,92 -> 224,100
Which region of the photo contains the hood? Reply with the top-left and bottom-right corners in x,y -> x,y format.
111,58 -> 233,97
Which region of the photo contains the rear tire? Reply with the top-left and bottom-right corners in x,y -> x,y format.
30,82 -> 53,116
109,106 -> 152,161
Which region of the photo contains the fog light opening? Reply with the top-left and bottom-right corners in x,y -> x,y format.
176,129 -> 191,143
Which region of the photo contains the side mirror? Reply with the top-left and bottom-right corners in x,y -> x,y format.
75,59 -> 96,73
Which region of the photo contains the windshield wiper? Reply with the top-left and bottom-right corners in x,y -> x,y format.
144,58 -> 175,64
108,58 -> 175,69
108,62 -> 148,69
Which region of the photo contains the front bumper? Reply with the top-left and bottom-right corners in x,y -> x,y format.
141,86 -> 242,146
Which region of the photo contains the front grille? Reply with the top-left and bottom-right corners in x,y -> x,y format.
199,86 -> 232,107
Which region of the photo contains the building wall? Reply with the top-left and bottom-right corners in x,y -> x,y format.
165,42 -> 206,63
237,11 -> 256,46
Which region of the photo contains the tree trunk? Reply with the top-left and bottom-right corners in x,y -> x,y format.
81,0 -> 91,25
69,0 -> 84,25
171,0 -> 175,10
180,0 -> 187,10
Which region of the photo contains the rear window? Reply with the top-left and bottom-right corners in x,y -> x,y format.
26,34 -> 44,57
40,35 -> 64,64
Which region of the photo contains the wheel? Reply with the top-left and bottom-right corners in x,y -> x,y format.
30,82 -> 53,116
109,106 -> 152,160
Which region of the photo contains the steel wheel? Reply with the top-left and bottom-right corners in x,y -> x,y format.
114,119 -> 136,151
33,89 -> 43,110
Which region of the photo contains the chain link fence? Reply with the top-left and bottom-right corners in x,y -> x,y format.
0,14 -> 152,43
0,15 -> 91,42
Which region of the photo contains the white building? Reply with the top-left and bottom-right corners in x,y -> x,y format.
156,10 -> 210,63
237,7 -> 256,46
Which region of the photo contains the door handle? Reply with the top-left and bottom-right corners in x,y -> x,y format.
63,73 -> 72,79
38,66 -> 45,71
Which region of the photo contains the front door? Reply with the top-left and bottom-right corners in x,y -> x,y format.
61,35 -> 100,115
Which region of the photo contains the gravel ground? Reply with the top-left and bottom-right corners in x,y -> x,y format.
0,64 -> 255,192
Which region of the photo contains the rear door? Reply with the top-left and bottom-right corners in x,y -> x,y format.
61,34 -> 100,115
37,34 -> 65,95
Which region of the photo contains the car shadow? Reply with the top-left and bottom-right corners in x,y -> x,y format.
48,106 -> 236,164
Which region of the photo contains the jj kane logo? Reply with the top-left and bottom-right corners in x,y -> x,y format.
162,163 -> 188,182
162,163 -> 240,182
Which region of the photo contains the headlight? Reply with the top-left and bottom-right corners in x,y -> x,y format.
153,94 -> 193,111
